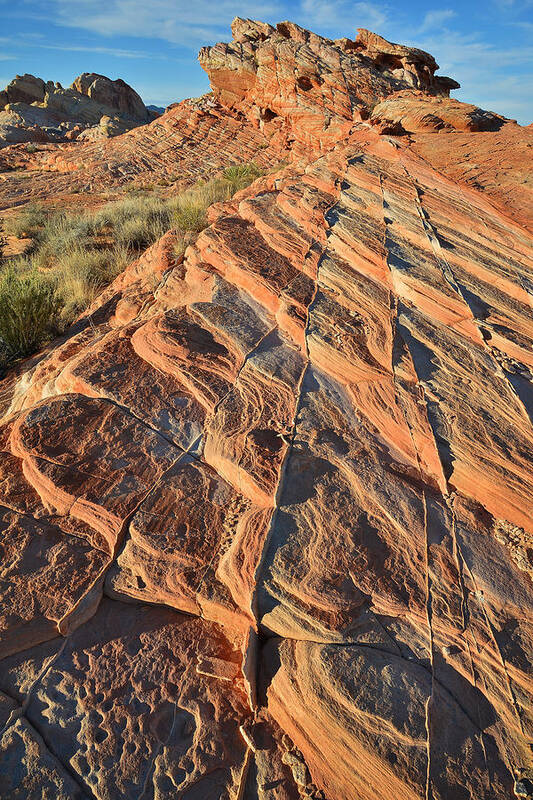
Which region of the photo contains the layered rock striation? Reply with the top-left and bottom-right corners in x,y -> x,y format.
0,96 -> 276,211
199,19 -> 459,152
0,18 -> 532,800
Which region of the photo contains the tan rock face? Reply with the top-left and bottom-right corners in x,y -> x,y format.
0,74 -> 46,107
70,72 -> 149,121
0,17 -> 532,800
0,71 -> 151,149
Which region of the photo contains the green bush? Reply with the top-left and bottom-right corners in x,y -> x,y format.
31,213 -> 94,269
113,211 -> 169,251
0,160 -> 266,369
0,269 -> 59,366
223,162 -> 263,194
170,201 -> 207,235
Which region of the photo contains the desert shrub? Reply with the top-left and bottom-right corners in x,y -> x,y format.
112,207 -> 170,251
166,164 -> 262,239
0,268 -> 59,366
113,214 -> 154,250
223,162 -> 263,193
0,160 -> 265,368
92,195 -> 171,244
31,212 -> 94,268
3,202 -> 49,239
91,195 -> 148,228
110,243 -> 134,276
55,250 -> 107,321
55,246 -> 132,324
169,199 -> 207,235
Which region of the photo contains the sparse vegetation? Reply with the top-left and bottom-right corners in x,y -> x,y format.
4,202 -> 49,239
0,222 -> 7,259
0,161 -> 264,370
0,268 -> 60,368
222,162 -> 263,193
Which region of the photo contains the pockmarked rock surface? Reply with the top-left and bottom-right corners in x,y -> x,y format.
0,17 -> 532,800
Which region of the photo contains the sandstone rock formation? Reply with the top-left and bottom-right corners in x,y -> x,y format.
370,90 -> 509,133
0,72 -> 153,149
199,19 -> 459,152
0,74 -> 47,108
71,73 -> 149,121
0,18 -> 532,800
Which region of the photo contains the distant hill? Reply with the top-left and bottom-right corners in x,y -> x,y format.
0,72 -> 156,148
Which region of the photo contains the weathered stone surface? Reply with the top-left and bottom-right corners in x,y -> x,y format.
370,90 -> 509,133
354,28 -> 460,95
0,96 -> 276,211
0,71 -> 152,149
70,72 -> 149,121
106,454 -> 271,629
0,108 -> 51,147
199,19 -> 458,152
0,717 -> 89,799
0,505 -> 110,658
8,394 -> 181,553
0,16 -> 532,800
410,121 -> 533,228
264,638 -> 513,800
0,600 -> 252,799
0,74 -> 46,107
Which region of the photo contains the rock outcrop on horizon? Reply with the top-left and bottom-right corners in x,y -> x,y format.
0,18 -> 532,800
0,72 -> 154,149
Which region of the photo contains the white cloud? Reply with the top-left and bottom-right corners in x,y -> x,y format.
47,0 -> 390,45
49,0 -> 284,47
353,1 -> 388,30
509,20 -> 533,32
9,0 -> 532,123
463,73 -> 533,121
300,0 -> 387,32
37,43 -> 170,59
492,0 -> 533,11
418,9 -> 456,33
407,28 -> 533,122
415,29 -> 533,71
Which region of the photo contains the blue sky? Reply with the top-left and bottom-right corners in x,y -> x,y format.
1,0 -> 532,123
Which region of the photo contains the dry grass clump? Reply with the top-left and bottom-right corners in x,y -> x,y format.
0,161 -> 264,369
55,245 -> 131,322
3,202 -> 49,240
222,162 -> 263,193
